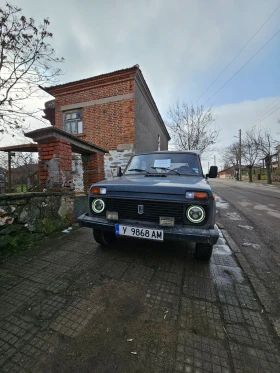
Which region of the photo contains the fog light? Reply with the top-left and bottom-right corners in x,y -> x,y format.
106,211 -> 118,220
186,206 -> 205,223
159,217 -> 175,227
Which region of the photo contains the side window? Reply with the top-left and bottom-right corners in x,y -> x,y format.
63,110 -> 83,135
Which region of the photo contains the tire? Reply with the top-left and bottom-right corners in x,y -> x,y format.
195,243 -> 213,261
93,229 -> 116,246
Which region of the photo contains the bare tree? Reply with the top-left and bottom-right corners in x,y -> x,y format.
0,3 -> 64,137
221,142 -> 240,170
167,101 -> 219,154
242,129 -> 261,182
253,128 -> 278,184
12,151 -> 37,169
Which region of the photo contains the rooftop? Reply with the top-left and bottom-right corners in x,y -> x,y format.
39,65 -> 139,94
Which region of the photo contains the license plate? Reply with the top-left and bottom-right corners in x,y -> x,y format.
115,224 -> 164,241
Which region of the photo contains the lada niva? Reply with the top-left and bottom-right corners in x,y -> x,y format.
78,151 -> 218,261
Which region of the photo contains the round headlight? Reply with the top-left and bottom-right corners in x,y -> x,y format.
186,206 -> 205,223
92,198 -> 105,213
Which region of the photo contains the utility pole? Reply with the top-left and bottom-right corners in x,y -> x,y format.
214,155 -> 216,166
239,129 -> 242,181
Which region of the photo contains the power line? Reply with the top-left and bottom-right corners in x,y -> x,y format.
194,4 -> 280,104
201,27 -> 280,106
197,8 -> 280,104
250,102 -> 280,128
247,97 -> 280,128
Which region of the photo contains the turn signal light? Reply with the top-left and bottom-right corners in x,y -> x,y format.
91,187 -> 106,195
194,192 -> 208,200
185,191 -> 209,200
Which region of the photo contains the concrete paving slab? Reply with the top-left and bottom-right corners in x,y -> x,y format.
0,226 -> 279,372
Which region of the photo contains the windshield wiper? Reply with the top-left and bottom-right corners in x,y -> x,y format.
151,167 -> 181,175
127,168 -> 150,174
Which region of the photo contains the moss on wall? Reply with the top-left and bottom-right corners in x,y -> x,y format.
0,192 -> 74,255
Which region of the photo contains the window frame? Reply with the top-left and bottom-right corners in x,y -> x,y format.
63,109 -> 83,135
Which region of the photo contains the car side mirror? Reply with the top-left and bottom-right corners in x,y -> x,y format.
117,166 -> 123,177
208,166 -> 218,178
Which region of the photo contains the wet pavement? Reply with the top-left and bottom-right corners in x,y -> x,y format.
0,225 -> 280,372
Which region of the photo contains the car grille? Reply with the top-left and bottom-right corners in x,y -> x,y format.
105,198 -> 184,224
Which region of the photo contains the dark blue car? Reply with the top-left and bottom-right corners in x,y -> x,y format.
78,151 -> 219,261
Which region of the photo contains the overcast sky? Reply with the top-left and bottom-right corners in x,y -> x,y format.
2,0 -> 280,170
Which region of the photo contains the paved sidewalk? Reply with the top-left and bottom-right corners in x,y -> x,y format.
0,227 -> 280,372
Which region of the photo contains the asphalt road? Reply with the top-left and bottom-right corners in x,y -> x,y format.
210,178 -> 280,333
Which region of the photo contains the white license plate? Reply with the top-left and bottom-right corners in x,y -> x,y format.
115,224 -> 164,241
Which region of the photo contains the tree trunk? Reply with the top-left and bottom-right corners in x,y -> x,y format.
265,155 -> 272,184
248,166 -> 253,182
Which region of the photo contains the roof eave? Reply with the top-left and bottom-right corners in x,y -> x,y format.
25,127 -> 108,154
39,65 -> 139,96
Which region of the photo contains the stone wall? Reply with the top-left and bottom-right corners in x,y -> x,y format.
0,192 -> 74,252
104,144 -> 134,179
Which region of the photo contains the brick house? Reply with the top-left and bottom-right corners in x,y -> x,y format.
41,65 -> 170,181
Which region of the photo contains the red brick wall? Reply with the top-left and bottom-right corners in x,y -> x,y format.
53,78 -> 135,150
82,153 -> 105,192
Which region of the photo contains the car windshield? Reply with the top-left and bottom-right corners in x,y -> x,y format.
125,153 -> 201,176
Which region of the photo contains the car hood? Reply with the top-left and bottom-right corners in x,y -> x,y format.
94,175 -> 212,196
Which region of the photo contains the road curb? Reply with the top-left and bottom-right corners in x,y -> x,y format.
217,224 -> 277,319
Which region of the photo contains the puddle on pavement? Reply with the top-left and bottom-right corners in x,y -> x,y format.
254,204 -> 269,211
267,211 -> 280,219
238,201 -> 252,207
216,201 -> 229,209
242,242 -> 261,249
215,265 -> 246,285
226,212 -> 243,221
238,225 -> 254,230
215,195 -> 230,209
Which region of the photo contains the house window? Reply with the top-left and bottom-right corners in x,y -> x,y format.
63,110 -> 83,135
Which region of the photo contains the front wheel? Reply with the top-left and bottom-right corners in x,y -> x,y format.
195,243 -> 213,261
93,229 -> 116,246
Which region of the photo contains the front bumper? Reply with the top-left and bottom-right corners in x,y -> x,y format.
78,213 -> 219,245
